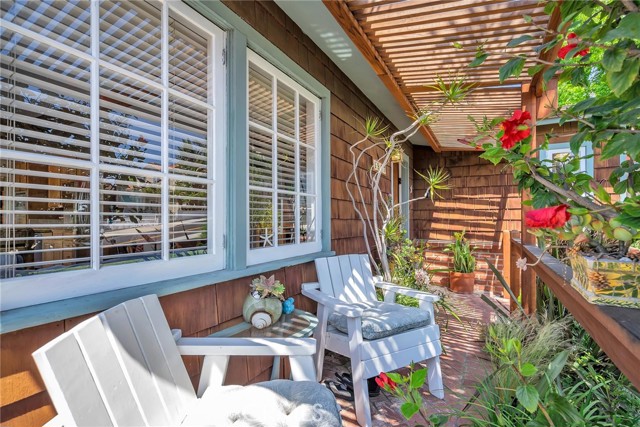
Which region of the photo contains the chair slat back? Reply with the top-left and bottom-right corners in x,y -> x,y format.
315,254 -> 376,303
33,295 -> 196,427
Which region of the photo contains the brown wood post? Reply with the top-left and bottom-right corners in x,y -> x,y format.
509,240 -> 522,313
501,230 -> 512,299
521,264 -> 537,315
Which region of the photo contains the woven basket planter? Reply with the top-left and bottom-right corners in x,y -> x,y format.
569,254 -> 640,309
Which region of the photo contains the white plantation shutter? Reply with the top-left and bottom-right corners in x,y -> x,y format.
0,0 -> 225,309
247,52 -> 321,265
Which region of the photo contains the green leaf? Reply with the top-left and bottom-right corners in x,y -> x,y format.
385,372 -> 404,384
527,64 -> 544,77
400,402 -> 421,420
479,145 -> 506,165
606,58 -> 640,97
546,350 -> 569,382
410,368 -> 427,389
602,47 -> 626,72
516,385 -> 539,413
520,363 -> 538,377
618,212 -> 640,229
469,53 -> 489,67
595,185 -> 612,204
602,13 -> 640,42
452,42 -> 463,49
568,207 -> 589,215
499,57 -> 526,83
601,133 -> 640,160
507,35 -> 534,47
542,65 -> 561,83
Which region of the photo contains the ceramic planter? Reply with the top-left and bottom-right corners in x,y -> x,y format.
242,293 -> 283,329
569,254 -> 640,308
449,272 -> 475,294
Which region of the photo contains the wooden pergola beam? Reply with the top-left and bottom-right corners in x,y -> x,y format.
322,0 -> 442,151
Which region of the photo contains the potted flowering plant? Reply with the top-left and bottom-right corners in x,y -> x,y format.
465,0 -> 640,307
242,275 -> 286,329
444,231 -> 476,294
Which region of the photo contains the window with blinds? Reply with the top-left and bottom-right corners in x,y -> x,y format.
0,0 -> 225,308
247,52 -> 321,265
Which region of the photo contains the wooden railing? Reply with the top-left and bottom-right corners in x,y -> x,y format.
502,230 -> 640,390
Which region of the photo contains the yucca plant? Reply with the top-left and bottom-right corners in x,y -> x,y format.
445,230 -> 476,273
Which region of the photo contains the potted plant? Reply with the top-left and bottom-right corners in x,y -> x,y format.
444,231 -> 476,294
242,275 -> 286,329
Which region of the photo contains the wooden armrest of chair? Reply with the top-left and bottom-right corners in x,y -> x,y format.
302,283 -> 365,318
374,281 -> 441,302
176,337 -> 316,356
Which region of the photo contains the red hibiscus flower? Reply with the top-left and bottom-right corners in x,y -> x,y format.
375,372 -> 397,391
525,204 -> 571,229
499,110 -> 531,149
558,33 -> 589,59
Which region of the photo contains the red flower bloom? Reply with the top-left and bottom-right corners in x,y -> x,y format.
558,33 -> 589,59
499,110 -> 531,149
525,204 -> 571,229
375,372 -> 397,391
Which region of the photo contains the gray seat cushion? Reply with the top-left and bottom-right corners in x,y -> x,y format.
328,300 -> 431,340
183,380 -> 342,426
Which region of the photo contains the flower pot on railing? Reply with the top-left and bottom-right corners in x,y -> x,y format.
569,254 -> 640,309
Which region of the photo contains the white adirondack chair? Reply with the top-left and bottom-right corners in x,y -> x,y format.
302,254 -> 444,427
32,294 -> 341,427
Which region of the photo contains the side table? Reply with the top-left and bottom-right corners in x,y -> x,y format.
210,309 -> 318,379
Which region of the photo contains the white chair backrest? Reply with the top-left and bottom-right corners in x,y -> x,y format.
315,254 -> 377,303
33,295 -> 196,427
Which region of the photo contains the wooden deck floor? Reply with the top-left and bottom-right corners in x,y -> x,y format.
320,293 -> 504,426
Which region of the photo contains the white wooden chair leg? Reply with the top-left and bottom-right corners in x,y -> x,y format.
198,355 -> 229,397
426,356 -> 444,399
347,317 -> 371,427
314,304 -> 329,382
289,355 -> 316,382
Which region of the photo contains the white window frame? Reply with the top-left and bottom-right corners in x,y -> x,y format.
0,1 -> 227,310
246,51 -> 322,265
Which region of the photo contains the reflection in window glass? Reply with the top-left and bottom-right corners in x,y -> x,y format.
0,1 -> 221,281
247,56 -> 320,260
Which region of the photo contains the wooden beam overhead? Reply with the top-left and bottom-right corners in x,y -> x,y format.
361,0 -> 541,33
322,0 -> 442,151
330,0 -> 551,150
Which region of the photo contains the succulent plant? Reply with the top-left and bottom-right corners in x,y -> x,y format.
250,275 -> 286,300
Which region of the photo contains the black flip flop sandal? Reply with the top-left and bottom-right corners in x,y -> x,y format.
323,379 -> 354,402
335,372 -> 381,397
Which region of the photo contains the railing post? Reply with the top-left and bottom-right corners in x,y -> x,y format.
521,261 -> 537,315
510,237 -> 522,313
501,230 -> 512,299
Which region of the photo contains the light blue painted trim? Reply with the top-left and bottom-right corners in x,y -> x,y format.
0,250 -> 335,334
226,28 -> 249,269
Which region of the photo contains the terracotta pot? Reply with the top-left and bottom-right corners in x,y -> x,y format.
449,272 -> 475,294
